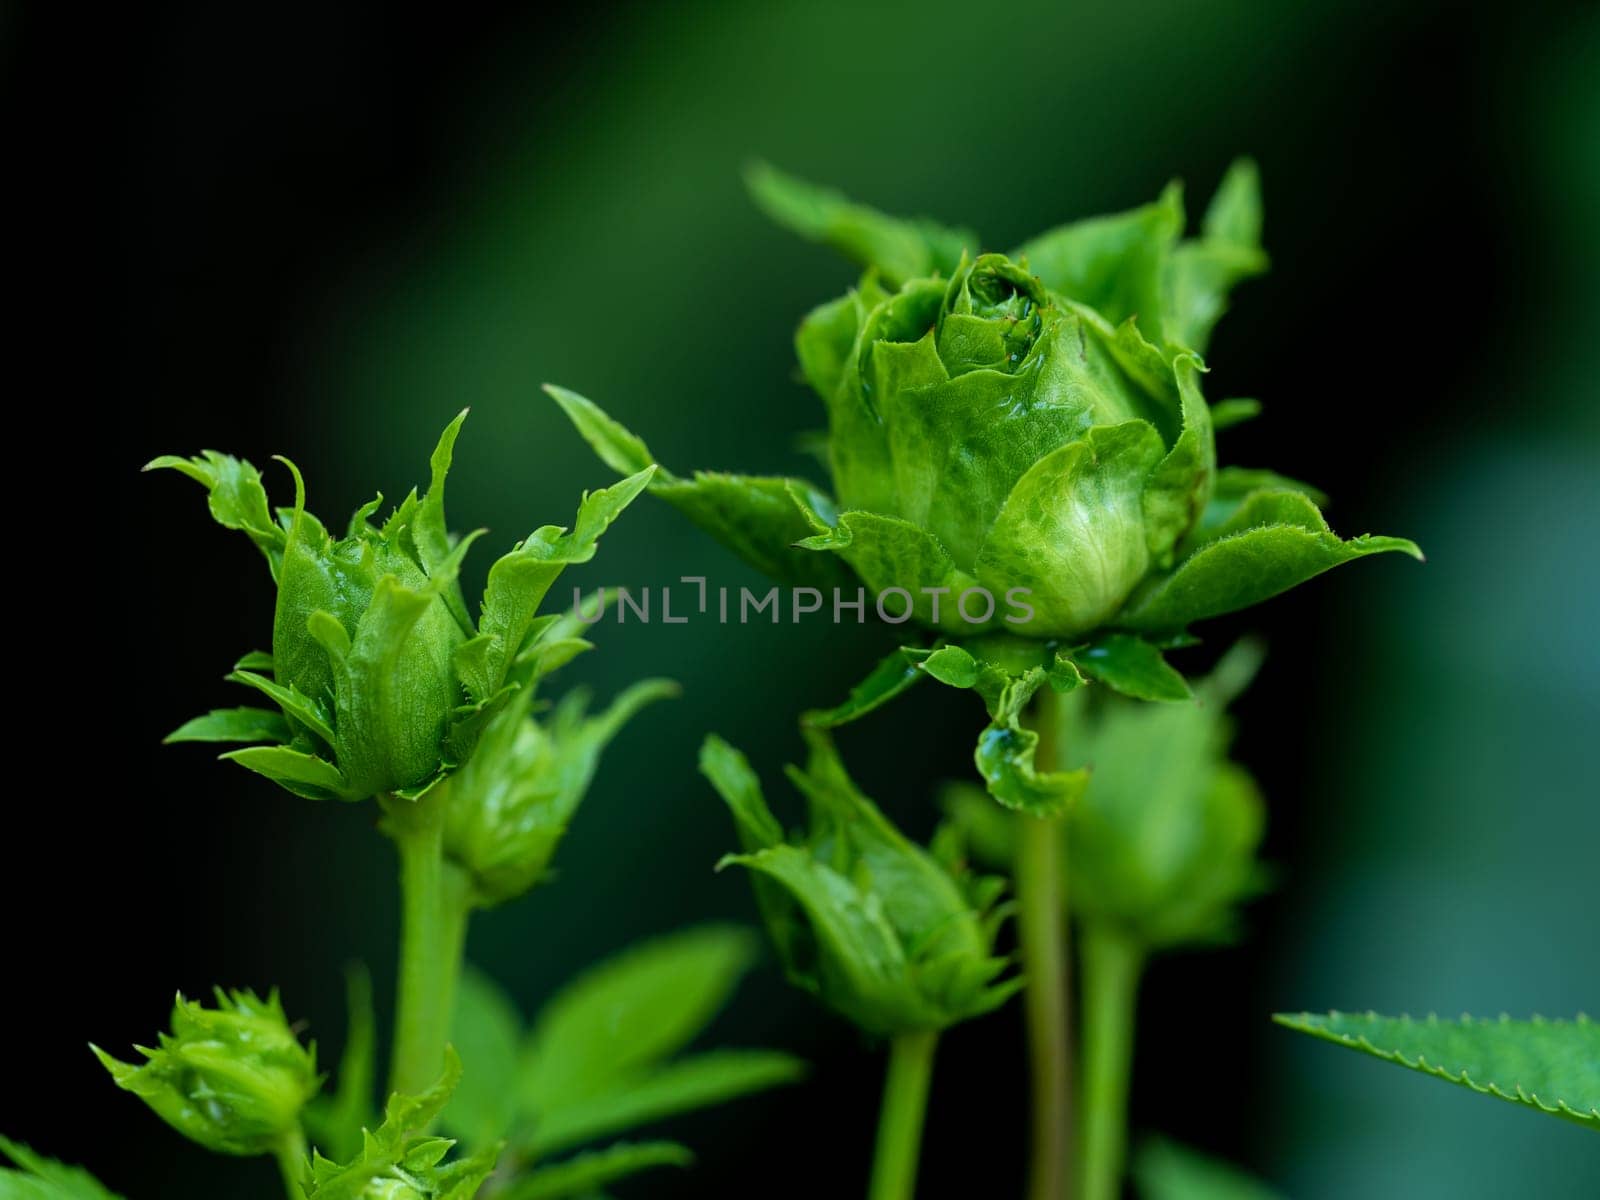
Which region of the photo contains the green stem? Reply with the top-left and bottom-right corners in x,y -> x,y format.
384,788 -> 473,1100
274,1127 -> 308,1199
867,1029 -> 940,1200
1077,923 -> 1144,1200
1020,686 -> 1072,1200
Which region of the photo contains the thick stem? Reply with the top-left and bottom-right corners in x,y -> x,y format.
274,1127 -> 308,1199
384,789 -> 473,1100
867,1029 -> 940,1200
1077,924 -> 1144,1200
1020,686 -> 1072,1200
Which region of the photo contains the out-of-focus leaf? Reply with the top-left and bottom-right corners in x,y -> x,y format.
1274,1012 -> 1600,1128
528,1050 -> 806,1156
303,965 -> 378,1163
443,968 -> 525,1148
500,1142 -> 693,1200
518,927 -> 759,1113
1133,1137 -> 1282,1200
0,1139 -> 125,1200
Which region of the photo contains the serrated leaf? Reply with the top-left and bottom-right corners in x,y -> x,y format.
500,1141 -> 692,1200
1133,1138 -> 1281,1200
442,968 -> 524,1148
466,466 -> 654,703
163,707 -> 291,746
519,927 -> 759,1113
1071,634 -> 1192,702
545,385 -> 846,590
528,1050 -> 806,1156
0,1139 -> 124,1200
226,668 -> 337,745
803,646 -> 928,728
1274,1012 -> 1600,1128
1119,522 -> 1421,634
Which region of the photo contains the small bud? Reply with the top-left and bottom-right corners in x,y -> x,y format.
443,679 -> 677,907
702,729 -> 1018,1036
93,989 -> 319,1157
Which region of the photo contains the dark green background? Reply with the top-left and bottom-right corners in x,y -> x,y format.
18,0 -> 1600,1195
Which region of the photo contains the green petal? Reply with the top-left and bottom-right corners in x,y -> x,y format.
745,161 -> 974,287
796,509 -> 981,632
1141,356 -> 1216,566
1014,182 -> 1184,342
974,422 -> 1165,638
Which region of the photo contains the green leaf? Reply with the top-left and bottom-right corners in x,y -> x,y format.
0,1139 -> 125,1200
303,965 -> 377,1164
1119,518 -> 1421,634
226,668 -> 337,746
699,736 -> 784,852
164,707 -> 291,746
745,161 -> 973,287
528,1050 -> 806,1156
1274,1012 -> 1600,1128
519,927 -> 759,1114
145,450 -> 286,572
545,385 -> 846,590
803,646 -> 928,728
1133,1138 -> 1282,1200
913,638 -> 1090,817
221,744 -> 360,802
1207,398 -> 1261,431
443,968 -> 524,1147
467,465 -> 655,702
1071,633 -> 1192,702
500,1141 -> 692,1200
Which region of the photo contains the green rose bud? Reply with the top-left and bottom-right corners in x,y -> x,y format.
152,414 -> 654,803
788,250 -> 1202,638
305,1049 -> 497,1200
442,675 -> 677,907
552,164 -> 1417,650
92,989 -> 319,1157
701,730 -> 1018,1036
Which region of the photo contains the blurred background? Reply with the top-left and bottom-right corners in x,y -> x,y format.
14,0 -> 1598,1194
